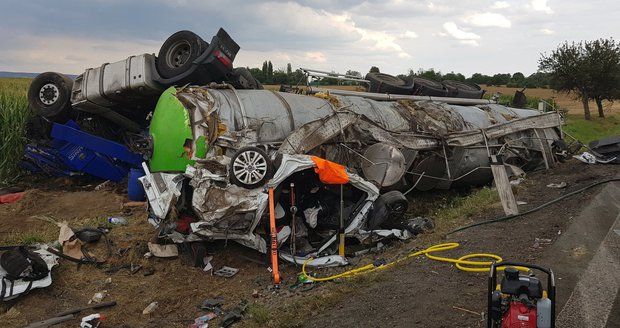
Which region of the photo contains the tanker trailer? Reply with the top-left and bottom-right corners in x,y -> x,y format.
146,85 -> 564,191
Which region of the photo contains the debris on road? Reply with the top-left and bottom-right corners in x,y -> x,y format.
546,182 -> 567,189
213,266 -> 239,278
142,301 -> 159,315
147,242 -> 178,258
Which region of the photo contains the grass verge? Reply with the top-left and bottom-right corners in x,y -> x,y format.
563,113 -> 620,145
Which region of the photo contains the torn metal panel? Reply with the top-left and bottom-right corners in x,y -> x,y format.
139,163 -> 184,219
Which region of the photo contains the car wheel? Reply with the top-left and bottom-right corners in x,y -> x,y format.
367,190 -> 409,230
365,72 -> 413,95
156,30 -> 207,79
412,77 -> 448,97
442,80 -> 484,99
229,146 -> 274,189
27,72 -> 74,122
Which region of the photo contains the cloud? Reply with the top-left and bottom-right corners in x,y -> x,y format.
400,30 -> 419,39
530,0 -> 554,14
442,22 -> 481,46
491,1 -> 510,9
539,28 -> 555,35
305,52 -> 327,63
464,12 -> 511,28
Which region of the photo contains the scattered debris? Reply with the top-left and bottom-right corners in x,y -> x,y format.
0,191 -> 24,204
516,201 -> 528,205
0,246 -> 59,301
23,314 -> 75,328
405,217 -> 435,235
213,266 -> 239,278
546,182 -> 567,189
452,305 -> 481,317
219,300 -> 248,328
588,135 -> 620,164
142,301 -> 159,315
200,297 -> 224,312
190,312 -> 218,328
573,151 -> 616,164
107,216 -> 128,226
80,313 -> 105,328
89,291 -> 108,304
147,242 -> 179,258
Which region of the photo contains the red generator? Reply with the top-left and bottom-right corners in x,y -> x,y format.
487,262 -> 556,328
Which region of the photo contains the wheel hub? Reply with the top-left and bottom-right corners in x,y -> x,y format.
166,40 -> 192,68
232,150 -> 268,185
39,83 -> 59,105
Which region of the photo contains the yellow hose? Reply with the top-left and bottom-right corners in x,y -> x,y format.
301,242 -> 529,282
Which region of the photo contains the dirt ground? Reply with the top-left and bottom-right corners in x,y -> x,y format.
0,159 -> 617,328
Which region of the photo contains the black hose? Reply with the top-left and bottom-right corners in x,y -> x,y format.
446,177 -> 620,235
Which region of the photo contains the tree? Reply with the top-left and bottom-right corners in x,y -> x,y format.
539,41 -> 593,119
443,71 -> 466,82
261,61 -> 268,76
267,61 -> 273,82
345,70 -> 361,78
369,66 -> 380,73
539,39 -> 620,119
583,38 -> 620,117
286,63 -> 292,75
416,68 -> 442,81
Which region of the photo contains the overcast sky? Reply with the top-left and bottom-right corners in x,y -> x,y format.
0,0 -> 618,77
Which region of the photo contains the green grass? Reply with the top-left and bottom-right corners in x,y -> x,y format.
431,187 -> 500,222
563,113 -> 620,145
0,78 -> 32,187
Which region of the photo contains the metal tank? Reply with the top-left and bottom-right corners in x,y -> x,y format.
148,86 -> 562,190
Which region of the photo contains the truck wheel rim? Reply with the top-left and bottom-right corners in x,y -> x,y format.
39,83 -> 59,105
166,40 -> 192,68
233,150 -> 268,185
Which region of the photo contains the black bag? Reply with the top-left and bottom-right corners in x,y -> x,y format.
1,247 -> 49,281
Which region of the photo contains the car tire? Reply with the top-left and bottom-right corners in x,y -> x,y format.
442,80 -> 484,99
229,146 -> 274,189
27,72 -> 74,122
412,77 -> 448,97
367,190 -> 409,230
156,30 -> 207,79
366,72 -> 413,95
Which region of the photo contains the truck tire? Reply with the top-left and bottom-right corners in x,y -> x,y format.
442,80 -> 484,99
412,77 -> 448,97
157,30 -> 207,79
367,190 -> 409,230
366,73 -> 413,95
230,67 -> 261,89
229,146 -> 274,189
27,72 -> 73,122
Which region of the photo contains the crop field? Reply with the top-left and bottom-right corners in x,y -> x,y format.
481,84 -> 620,115
0,78 -> 31,187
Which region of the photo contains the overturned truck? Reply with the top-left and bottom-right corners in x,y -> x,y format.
141,85 -> 564,265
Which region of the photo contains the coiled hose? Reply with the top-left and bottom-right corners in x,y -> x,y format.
301,242 -> 528,282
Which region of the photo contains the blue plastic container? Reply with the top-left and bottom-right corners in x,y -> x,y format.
128,168 -> 146,201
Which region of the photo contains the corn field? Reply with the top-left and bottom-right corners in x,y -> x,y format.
0,78 -> 31,187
